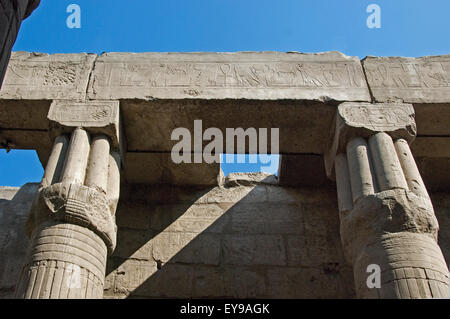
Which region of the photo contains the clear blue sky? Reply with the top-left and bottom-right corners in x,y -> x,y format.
1,0 -> 450,186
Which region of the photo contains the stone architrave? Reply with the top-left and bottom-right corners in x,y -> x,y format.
325,102 -> 450,298
88,51 -> 371,102
0,52 -> 96,100
363,55 -> 450,104
15,100 -> 122,299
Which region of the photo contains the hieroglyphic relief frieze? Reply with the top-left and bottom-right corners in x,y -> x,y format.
339,102 -> 416,132
363,55 -> 450,103
0,52 -> 96,100
93,61 -> 365,89
88,52 -> 371,101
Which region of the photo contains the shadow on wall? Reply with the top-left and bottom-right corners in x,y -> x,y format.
0,183 -> 39,298
1,181 -> 449,298
105,176 -> 356,299
431,193 -> 450,268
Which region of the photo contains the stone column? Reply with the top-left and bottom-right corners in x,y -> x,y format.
325,102 -> 449,299
15,100 -> 123,299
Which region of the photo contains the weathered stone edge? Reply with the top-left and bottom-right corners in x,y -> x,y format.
3,51 -> 450,103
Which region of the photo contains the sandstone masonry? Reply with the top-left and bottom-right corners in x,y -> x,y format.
0,51 -> 449,299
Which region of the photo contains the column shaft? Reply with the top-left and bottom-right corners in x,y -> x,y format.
41,135 -> 69,187
18,130 -> 120,299
394,139 -> 429,198
61,128 -> 91,185
16,221 -> 106,299
335,153 -> 353,213
346,137 -> 375,203
368,133 -> 408,191
85,135 -> 110,192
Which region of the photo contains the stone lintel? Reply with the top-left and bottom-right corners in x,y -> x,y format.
88,51 -> 371,102
411,137 -> 450,158
363,55 -> 450,104
0,52 -> 96,100
278,154 -> 331,187
48,100 -> 124,157
125,152 -> 222,186
325,102 -> 416,179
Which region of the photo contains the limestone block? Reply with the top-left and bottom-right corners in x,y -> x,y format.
124,152 -> 221,186
113,229 -> 153,261
152,232 -> 221,266
0,187 -> 20,201
0,184 -> 38,298
363,55 -> 450,103
48,100 -> 123,152
195,185 -> 255,204
414,104 -> 450,136
266,267 -> 355,299
224,267 -> 266,298
115,203 -> 150,230
112,259 -> 158,296
148,203 -> 229,234
126,264 -> 194,298
88,51 -> 371,101
0,52 -> 96,100
415,157 -> 450,192
224,172 -> 277,187
229,202 -> 304,235
190,266 -> 233,298
222,235 -> 287,266
121,99 -> 335,155
325,102 -> 416,178
411,137 -> 450,158
0,100 -> 49,130
0,129 -> 50,151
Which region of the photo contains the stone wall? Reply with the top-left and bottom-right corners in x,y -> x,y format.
1,174 -> 449,299
0,183 -> 38,298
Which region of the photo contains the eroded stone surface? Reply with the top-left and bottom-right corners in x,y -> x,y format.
48,100 -> 123,151
27,182 -> 117,252
0,184 -> 39,299
89,51 -> 371,101
105,179 -> 355,299
2,175 -> 450,299
224,172 -> 277,187
125,152 -> 222,186
363,55 -> 450,103
0,50 -> 449,299
0,52 -> 96,100
325,102 -> 416,179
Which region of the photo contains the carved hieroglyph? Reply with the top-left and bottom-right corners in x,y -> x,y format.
48,100 -> 124,154
363,55 -> 450,103
325,102 -> 416,179
88,51 -> 371,101
0,52 -> 96,100
326,102 -> 450,298
15,100 -> 122,299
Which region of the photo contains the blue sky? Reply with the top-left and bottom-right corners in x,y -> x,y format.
1,0 -> 450,186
